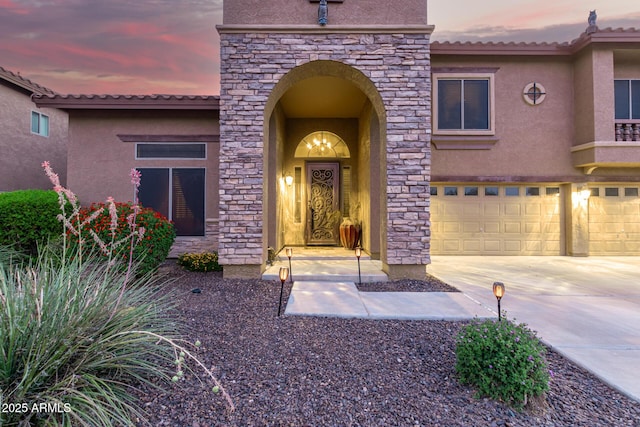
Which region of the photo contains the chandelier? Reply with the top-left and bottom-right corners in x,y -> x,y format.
306,133 -> 332,152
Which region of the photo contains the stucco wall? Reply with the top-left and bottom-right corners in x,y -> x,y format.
431,56 -> 582,181
66,109 -> 220,255
0,83 -> 67,191
223,0 -> 428,26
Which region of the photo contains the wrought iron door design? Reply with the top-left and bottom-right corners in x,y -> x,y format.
306,162 -> 340,245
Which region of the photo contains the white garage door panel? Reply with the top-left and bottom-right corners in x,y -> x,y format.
589,187 -> 640,255
431,184 -> 561,255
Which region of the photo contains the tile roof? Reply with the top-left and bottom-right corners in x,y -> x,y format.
0,66 -> 57,95
431,27 -> 640,56
32,93 -> 220,110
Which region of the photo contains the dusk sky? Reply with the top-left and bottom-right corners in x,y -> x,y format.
1,0 -> 639,95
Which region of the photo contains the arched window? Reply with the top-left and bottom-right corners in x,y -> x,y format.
294,131 -> 350,158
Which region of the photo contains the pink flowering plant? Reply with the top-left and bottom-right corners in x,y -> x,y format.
455,318 -> 550,410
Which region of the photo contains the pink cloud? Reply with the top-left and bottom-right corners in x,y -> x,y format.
0,0 -> 30,15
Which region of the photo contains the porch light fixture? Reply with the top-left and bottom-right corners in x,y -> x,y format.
285,247 -> 293,282
355,247 -> 362,285
278,267 -> 289,317
306,134 -> 332,153
492,281 -> 505,321
285,175 -> 293,186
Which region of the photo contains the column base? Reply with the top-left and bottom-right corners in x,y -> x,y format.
383,264 -> 428,281
222,264 -> 264,279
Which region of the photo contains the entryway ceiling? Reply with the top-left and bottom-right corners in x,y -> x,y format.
279,76 -> 368,118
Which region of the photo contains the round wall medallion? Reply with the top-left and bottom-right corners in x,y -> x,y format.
523,82 -> 546,105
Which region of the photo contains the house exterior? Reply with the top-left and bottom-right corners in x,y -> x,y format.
30,95 -> 220,256
34,1 -> 640,278
0,66 -> 67,191
430,27 -> 640,256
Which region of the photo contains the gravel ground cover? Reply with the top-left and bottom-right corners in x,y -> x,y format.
132,262 -> 640,426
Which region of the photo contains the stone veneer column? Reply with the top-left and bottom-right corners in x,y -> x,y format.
218,28 -> 432,278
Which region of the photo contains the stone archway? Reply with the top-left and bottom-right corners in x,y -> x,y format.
263,60 -> 387,260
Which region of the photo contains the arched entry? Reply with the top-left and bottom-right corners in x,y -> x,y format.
263,60 -> 387,260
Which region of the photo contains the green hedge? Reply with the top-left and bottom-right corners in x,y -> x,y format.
0,190 -> 63,256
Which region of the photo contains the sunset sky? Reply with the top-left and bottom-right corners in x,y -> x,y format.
0,0 -> 639,95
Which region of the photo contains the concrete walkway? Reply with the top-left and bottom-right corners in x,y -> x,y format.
427,256 -> 640,403
263,250 -> 640,402
285,280 -> 493,320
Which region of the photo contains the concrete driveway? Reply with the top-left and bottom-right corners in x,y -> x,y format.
427,256 -> 640,403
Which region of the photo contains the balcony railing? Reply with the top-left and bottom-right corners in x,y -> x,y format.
615,120 -> 640,141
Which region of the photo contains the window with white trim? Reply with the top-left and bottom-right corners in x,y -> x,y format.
433,73 -> 495,135
615,80 -> 640,120
31,111 -> 49,137
137,168 -> 205,236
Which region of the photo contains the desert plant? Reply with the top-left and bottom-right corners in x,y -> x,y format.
178,251 -> 222,272
0,162 -> 235,426
0,189 -> 64,257
71,201 -> 176,276
455,318 -> 550,410
0,250 -> 182,426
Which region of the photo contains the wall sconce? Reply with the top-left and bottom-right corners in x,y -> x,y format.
278,267 -> 289,317
492,281 -> 505,321
285,175 -> 293,186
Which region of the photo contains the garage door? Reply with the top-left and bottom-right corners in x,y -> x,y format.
430,184 -> 561,255
588,185 -> 640,255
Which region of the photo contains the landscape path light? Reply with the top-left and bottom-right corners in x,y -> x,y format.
493,281 -> 505,321
285,247 -> 293,282
355,247 -> 362,285
278,267 -> 289,317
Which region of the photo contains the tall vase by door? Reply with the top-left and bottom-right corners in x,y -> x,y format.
339,218 -> 361,249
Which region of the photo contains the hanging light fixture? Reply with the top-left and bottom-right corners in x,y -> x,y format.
305,131 -> 333,154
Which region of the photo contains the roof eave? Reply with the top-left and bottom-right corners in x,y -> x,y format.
32,94 -> 220,110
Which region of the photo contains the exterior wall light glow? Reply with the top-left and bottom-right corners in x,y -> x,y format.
277,267 -> 289,317
285,175 -> 293,186
493,281 -> 505,321
355,247 -> 362,285
285,247 -> 293,282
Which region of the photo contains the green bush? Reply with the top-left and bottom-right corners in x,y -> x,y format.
0,190 -> 63,257
0,249 -> 182,426
455,318 -> 550,409
177,252 -> 222,272
71,202 -> 176,276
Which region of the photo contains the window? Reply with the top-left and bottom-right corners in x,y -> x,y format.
138,168 -> 205,236
430,186 -> 438,196
434,73 -> 494,135
505,187 -> 520,196
484,186 -> 499,196
136,143 -> 206,159
605,188 -> 619,197
464,186 -> 478,196
546,187 -> 560,196
526,187 -> 540,196
615,80 -> 640,120
625,187 -> 638,197
590,188 -> 600,197
444,186 -> 458,196
31,111 -> 49,137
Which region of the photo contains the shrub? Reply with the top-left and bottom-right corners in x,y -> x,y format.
0,249 -> 183,426
455,318 -> 550,409
71,202 -> 176,276
178,252 -> 222,272
0,190 -> 63,257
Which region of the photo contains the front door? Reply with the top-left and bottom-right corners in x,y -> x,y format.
306,162 -> 340,245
